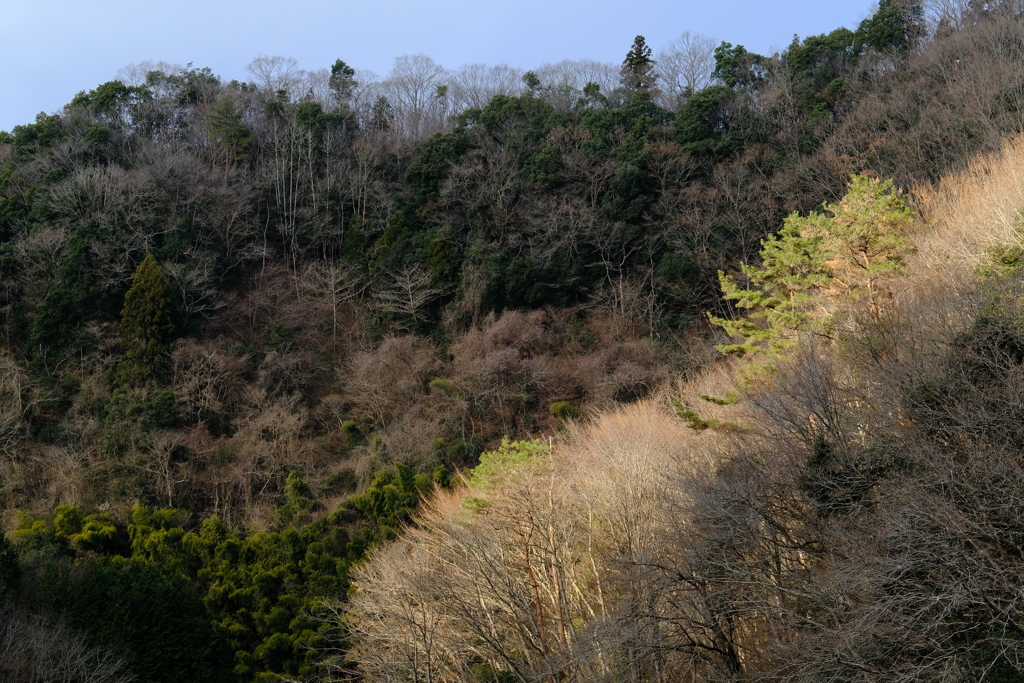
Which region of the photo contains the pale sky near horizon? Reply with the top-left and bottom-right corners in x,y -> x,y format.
1,0 -> 875,132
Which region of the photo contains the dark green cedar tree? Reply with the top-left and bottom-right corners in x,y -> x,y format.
119,254 -> 175,384
621,35 -> 658,91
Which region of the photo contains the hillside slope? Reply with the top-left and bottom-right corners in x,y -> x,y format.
340,133 -> 1024,682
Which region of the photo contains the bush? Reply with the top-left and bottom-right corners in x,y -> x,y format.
549,401 -> 581,420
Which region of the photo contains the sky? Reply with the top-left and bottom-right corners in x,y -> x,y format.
1,0 -> 875,132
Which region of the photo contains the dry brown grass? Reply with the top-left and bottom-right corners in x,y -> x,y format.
911,134 -> 1024,282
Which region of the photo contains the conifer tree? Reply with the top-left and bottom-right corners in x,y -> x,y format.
710,174 -> 915,355
709,216 -> 833,355
119,254 -> 175,383
208,96 -> 251,185
621,35 -> 658,91
808,174 -> 916,323
328,59 -> 357,106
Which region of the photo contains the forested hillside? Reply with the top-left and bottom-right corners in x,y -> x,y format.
4,0 -> 1024,680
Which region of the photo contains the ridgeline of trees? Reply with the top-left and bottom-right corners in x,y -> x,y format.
4,0 -> 1024,679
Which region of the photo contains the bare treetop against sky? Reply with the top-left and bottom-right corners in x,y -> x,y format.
2,0 -> 872,131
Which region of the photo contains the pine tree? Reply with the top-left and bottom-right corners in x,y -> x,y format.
808,174 -> 916,323
709,215 -> 833,355
119,254 -> 174,384
710,174 -> 915,355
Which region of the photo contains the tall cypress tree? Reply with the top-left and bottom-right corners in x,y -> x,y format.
119,254 -> 174,384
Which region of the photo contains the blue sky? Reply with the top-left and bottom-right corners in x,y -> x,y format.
1,0 -> 874,132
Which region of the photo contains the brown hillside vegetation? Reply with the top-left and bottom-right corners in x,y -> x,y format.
341,139 -> 1024,681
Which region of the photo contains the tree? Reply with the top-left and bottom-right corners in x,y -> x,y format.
620,35 -> 658,91
207,96 -> 251,185
119,254 -> 175,384
370,95 -> 394,132
856,0 -> 926,55
713,42 -> 762,89
245,55 -> 303,95
657,32 -> 718,106
710,174 -> 915,355
709,216 -> 834,356
328,59 -> 357,107
807,174 -> 915,323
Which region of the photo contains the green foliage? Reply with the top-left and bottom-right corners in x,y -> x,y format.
340,420 -> 363,447
856,0 -> 925,55
549,401 -> 581,420
153,63 -> 221,106
295,101 -> 351,135
714,42 -> 762,89
700,391 -> 741,405
119,254 -> 175,384
429,377 -> 463,398
808,174 -> 916,315
621,35 -> 657,91
208,97 -> 251,178
709,174 -> 915,355
323,469 -> 358,495
979,242 -> 1024,278
83,122 -> 111,146
277,470 -> 318,525
466,437 -> 551,493
345,463 -> 428,535
27,233 -> 107,363
50,505 -> 124,555
146,388 -> 177,427
329,59 -> 357,103
54,557 -> 223,683
785,28 -> 858,120
70,80 -> 150,119
262,319 -> 292,351
675,85 -> 739,154
12,503 -> 370,682
404,131 -> 471,202
522,71 -> 541,92
99,386 -> 178,462
709,216 -> 832,356
369,95 -> 394,130
672,397 -> 743,432
10,112 -> 65,149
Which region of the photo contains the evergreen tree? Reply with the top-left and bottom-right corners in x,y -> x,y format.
207,96 -> 251,185
328,59 -> 357,106
710,174 -> 915,355
709,215 -> 833,355
807,174 -> 916,322
856,0 -> 926,55
119,254 -> 175,384
621,35 -> 658,91
370,95 -> 394,131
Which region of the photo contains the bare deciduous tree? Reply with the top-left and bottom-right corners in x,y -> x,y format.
373,265 -> 449,330
246,55 -> 304,96
657,32 -> 718,108
0,602 -> 135,683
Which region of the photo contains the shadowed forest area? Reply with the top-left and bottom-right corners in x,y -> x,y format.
5,0 -> 1024,680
